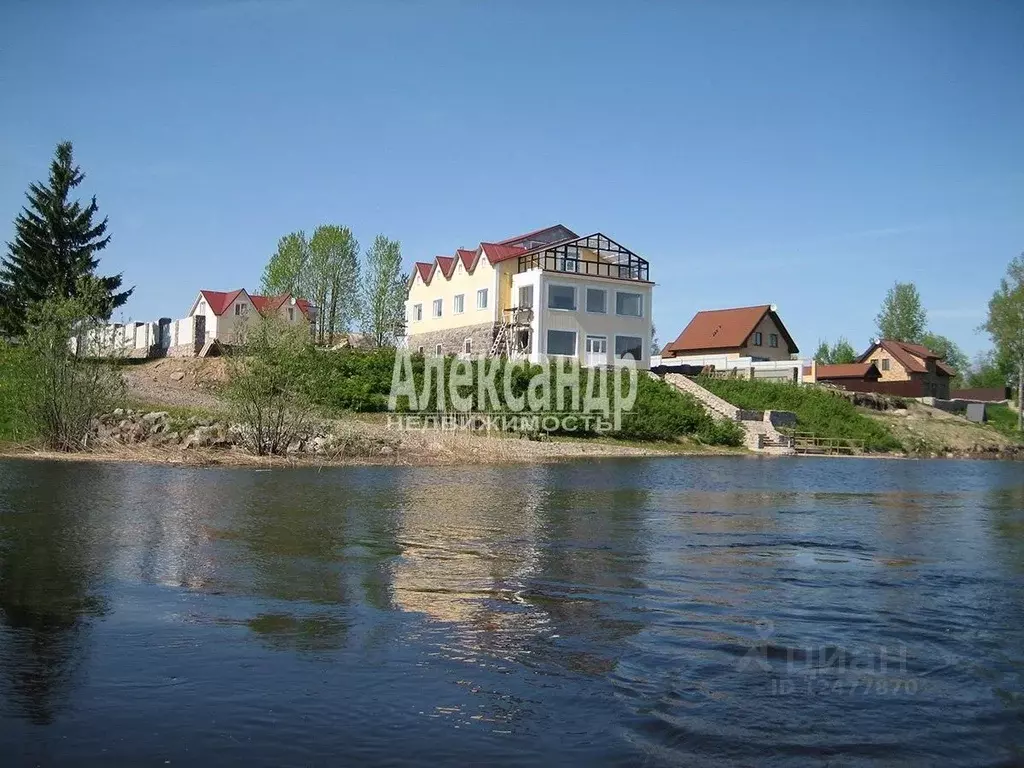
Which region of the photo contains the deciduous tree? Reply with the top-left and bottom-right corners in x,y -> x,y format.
308,225 -> 359,345
1,142 -> 131,337
875,282 -> 926,343
359,235 -> 406,348
982,254 -> 1024,429
813,337 -> 858,365
920,331 -> 969,388
260,232 -> 309,297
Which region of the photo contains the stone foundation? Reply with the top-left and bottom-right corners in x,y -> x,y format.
407,322 -> 498,356
166,343 -> 200,358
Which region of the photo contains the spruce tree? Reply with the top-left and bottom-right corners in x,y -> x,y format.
1,141 -> 132,336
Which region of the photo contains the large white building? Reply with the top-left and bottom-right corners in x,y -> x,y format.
404,225 -> 653,367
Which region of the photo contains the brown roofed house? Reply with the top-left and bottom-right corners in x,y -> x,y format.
661,304 -> 798,362
857,339 -> 956,399
813,362 -> 882,385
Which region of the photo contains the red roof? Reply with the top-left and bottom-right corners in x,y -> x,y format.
199,289 -> 247,316
663,305 -> 798,355
435,255 -> 455,278
860,339 -> 955,377
414,262 -> 435,283
456,248 -> 477,271
198,289 -> 311,318
815,363 -> 881,380
480,242 -> 526,264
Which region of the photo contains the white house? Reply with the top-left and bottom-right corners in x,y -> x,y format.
405,225 -> 654,367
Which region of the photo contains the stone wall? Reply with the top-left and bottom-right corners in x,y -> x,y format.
407,322 -> 498,357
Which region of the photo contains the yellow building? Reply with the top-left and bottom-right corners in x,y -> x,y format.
404,225 -> 654,367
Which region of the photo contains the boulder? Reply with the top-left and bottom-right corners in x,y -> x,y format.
170,371 -> 185,381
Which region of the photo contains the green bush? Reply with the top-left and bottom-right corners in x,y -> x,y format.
276,349 -> 740,445
697,376 -> 901,452
0,342 -> 36,443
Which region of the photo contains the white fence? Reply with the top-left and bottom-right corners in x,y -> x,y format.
650,354 -> 811,384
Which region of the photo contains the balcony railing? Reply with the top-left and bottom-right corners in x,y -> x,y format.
516,233 -> 650,282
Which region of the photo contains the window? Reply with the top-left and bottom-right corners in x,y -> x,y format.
881,358 -> 890,371
753,332 -> 763,346
454,294 -> 465,314
288,307 -> 294,322
198,300 -> 207,315
417,346 -> 424,354
432,298 -> 442,318
615,292 -> 643,317
548,285 -> 577,310
586,288 -> 607,313
235,302 -> 247,316
464,338 -> 472,354
476,288 -> 488,309
769,333 -> 778,348
518,285 -> 534,308
546,329 -> 577,356
413,303 -> 423,322
435,344 -> 443,356
615,335 -> 643,361
585,335 -> 608,365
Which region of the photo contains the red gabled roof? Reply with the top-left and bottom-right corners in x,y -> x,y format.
859,339 -> 953,376
199,289 -> 247,316
456,248 -> 477,271
480,242 -> 526,264
815,363 -> 881,380
663,305 -> 798,355
414,262 -> 435,283
435,255 -> 456,278
199,289 -> 312,318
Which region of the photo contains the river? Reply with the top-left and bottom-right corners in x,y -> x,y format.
0,456 -> 1021,766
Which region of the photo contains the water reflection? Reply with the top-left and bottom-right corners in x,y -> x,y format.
0,463 -> 109,724
0,457 -> 1021,765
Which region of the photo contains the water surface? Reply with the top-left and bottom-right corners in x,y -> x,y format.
0,457 -> 1022,766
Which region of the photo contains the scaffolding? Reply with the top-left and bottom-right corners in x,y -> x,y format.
488,306 -> 534,358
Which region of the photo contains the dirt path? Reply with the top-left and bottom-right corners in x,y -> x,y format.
121,358 -> 229,411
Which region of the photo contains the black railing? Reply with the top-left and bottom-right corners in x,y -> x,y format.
515,233 -> 649,282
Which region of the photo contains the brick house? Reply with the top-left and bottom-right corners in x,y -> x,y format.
857,339 -> 956,399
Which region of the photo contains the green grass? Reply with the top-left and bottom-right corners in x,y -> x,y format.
697,376 -> 901,452
985,403 -> 1023,442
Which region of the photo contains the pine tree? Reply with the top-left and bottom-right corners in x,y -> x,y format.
1,141 -> 132,336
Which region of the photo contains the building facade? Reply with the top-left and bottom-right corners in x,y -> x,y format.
858,339 -> 955,399
660,304 -> 799,364
404,225 -> 653,367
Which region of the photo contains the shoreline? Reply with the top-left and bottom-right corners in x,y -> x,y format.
1,441 -> 1017,470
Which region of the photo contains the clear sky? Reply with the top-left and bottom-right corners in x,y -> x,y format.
1,0 -> 1021,357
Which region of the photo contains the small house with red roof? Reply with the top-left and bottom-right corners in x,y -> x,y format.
857,339 -> 956,399
405,224 -> 653,366
162,288 -> 314,355
661,304 -> 799,363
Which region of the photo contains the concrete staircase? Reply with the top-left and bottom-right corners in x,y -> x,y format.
662,373 -> 796,455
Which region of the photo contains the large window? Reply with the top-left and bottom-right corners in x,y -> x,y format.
432,298 -> 442,318
586,288 -> 607,313
615,335 -> 643,361
453,294 -> 465,314
546,329 -> 577,356
413,303 -> 423,322
477,288 -> 488,309
518,285 -> 534,308
615,292 -> 642,317
548,285 -> 577,311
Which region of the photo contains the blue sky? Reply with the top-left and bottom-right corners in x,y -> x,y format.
1,0 -> 1021,357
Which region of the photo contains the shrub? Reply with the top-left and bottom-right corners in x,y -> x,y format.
226,317 -> 314,455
